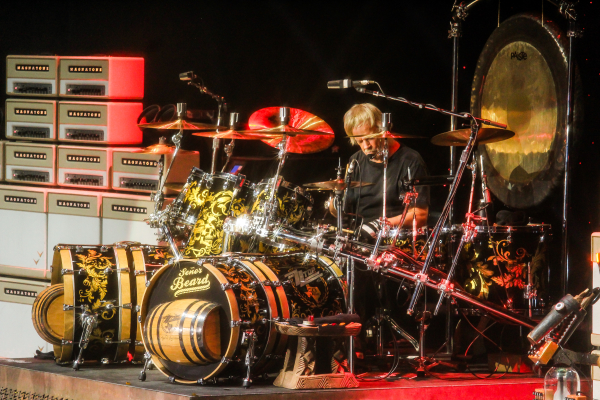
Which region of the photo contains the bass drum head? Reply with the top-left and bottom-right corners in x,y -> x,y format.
470,13 -> 575,209
141,259 -> 238,383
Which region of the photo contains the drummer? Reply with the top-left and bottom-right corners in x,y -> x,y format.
332,103 -> 429,238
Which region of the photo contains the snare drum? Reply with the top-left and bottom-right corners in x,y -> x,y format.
182,172 -> 253,258
140,252 -> 346,383
461,225 -> 551,312
251,179 -> 313,228
386,227 -> 451,269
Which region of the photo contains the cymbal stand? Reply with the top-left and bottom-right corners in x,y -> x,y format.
433,154 -> 484,316
367,113 -> 392,264
262,107 -> 291,232
149,103 -> 187,259
181,71 -> 227,174
221,113 -> 239,172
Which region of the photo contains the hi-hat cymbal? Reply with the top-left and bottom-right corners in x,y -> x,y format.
431,128 -> 515,146
303,179 -> 374,191
347,130 -> 425,140
248,107 -> 335,154
138,119 -> 226,131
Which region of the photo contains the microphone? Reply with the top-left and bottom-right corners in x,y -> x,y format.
327,79 -> 376,89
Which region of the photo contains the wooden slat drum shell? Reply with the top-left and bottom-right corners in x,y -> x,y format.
32,283 -> 65,346
144,299 -> 221,365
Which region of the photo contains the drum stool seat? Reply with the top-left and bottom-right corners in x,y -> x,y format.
273,317 -> 361,390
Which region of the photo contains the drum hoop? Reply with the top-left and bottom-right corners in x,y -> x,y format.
238,259 -> 279,370
474,224 -> 552,234
115,247 -> 132,361
59,248 -> 75,362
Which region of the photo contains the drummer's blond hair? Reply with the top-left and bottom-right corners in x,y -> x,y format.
344,103 -> 382,145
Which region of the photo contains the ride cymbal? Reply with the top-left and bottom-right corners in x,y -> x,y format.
247,107 -> 335,154
431,128 -> 515,146
303,179 -> 374,191
347,130 -> 425,140
192,129 -> 281,140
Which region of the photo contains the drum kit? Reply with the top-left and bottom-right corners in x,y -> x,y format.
31,77 -> 552,386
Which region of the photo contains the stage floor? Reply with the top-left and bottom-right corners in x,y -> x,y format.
0,358 -> 544,400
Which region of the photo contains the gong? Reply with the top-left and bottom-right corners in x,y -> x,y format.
471,14 -> 574,209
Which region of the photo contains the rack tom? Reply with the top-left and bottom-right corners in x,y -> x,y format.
182,172 -> 253,258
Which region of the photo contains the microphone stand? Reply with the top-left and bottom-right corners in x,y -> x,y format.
354,87 -> 505,315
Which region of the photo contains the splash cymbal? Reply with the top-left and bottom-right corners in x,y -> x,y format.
163,182 -> 186,191
248,107 -> 335,154
138,119 -> 226,131
303,179 -> 374,191
431,128 -> 515,146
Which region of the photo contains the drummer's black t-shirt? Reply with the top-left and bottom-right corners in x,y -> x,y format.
344,144 -> 429,223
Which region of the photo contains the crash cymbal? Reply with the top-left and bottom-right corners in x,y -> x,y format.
347,130 -> 425,140
248,107 -> 335,154
163,182 -> 186,191
431,128 -> 515,146
138,119 -> 226,131
137,137 -> 197,155
192,129 -> 281,140
303,179 -> 374,191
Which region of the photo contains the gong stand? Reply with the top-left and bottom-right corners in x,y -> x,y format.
557,0 -> 581,296
354,87 -> 506,316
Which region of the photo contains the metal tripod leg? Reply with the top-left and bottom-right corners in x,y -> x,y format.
139,351 -> 153,381
73,311 -> 98,370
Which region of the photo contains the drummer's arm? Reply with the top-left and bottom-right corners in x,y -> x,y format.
387,206 -> 428,228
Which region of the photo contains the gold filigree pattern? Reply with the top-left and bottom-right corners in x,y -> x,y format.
251,189 -> 305,226
75,250 -> 115,320
184,190 -> 248,258
217,264 -> 260,323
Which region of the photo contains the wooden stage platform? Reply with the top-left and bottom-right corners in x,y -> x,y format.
0,358 -> 544,400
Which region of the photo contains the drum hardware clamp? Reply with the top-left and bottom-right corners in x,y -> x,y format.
221,282 -> 242,290
103,267 -> 130,274
73,311 -> 99,370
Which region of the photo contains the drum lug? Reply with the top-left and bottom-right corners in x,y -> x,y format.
135,305 -> 141,313
122,303 -> 133,309
63,304 -> 75,311
138,315 -> 142,323
61,269 -> 74,275
248,281 -> 260,289
196,259 -> 205,266
135,340 -> 144,346
146,280 -> 151,287
230,320 -> 251,327
61,339 -> 73,346
75,245 -> 84,253
221,282 -> 241,290
100,246 -> 109,253
134,270 -> 146,276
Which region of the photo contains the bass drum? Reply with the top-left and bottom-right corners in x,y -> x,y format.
49,244 -> 139,364
32,283 -> 65,346
140,252 -> 347,383
461,225 -> 551,314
